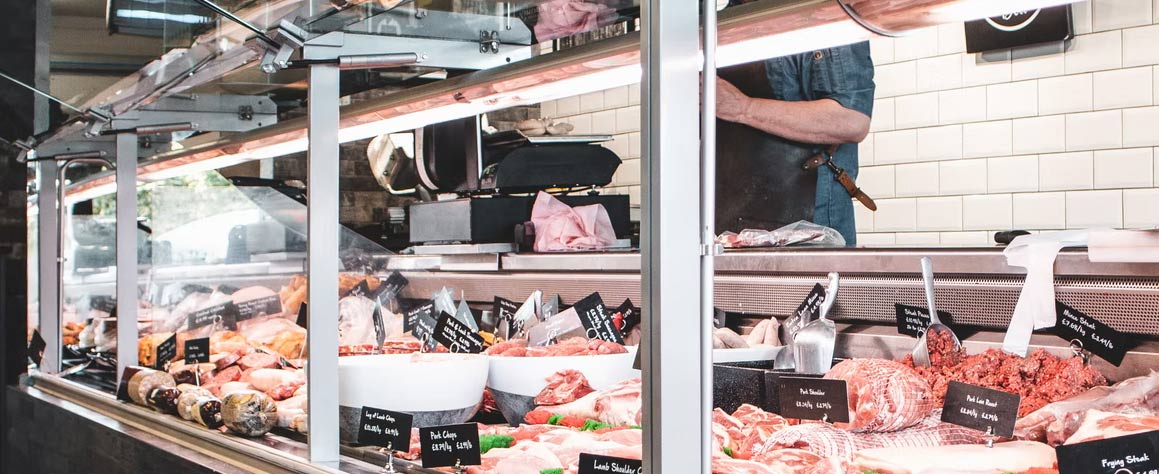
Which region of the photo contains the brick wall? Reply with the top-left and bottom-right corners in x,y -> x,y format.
539,0 -> 1159,245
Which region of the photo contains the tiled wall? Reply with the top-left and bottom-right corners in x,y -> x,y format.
540,0 -> 1159,245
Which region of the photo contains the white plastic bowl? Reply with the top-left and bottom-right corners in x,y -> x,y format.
338,353 -> 489,412
713,346 -> 781,363
486,345 -> 640,397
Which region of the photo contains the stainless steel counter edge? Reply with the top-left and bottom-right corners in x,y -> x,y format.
28,373 -> 387,474
389,248 -> 1159,277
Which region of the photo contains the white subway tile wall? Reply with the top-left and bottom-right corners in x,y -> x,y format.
536,6 -> 1159,244
1093,67 -> 1154,110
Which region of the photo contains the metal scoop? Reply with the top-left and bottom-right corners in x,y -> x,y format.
793,272 -> 839,374
911,257 -> 962,367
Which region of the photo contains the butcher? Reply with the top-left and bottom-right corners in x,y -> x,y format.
714,39 -> 876,246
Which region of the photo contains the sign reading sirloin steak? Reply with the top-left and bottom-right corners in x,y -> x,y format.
1056,429 -> 1159,474
358,406 -> 412,452
419,423 -> 481,468
578,453 -> 642,474
775,377 -> 850,423
941,381 -> 1020,438
433,312 -> 485,354
1055,301 -> 1129,366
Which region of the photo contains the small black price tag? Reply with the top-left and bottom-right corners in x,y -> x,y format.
154,334 -> 178,370
235,295 -> 282,323
1055,301 -> 1129,366
786,284 -> 825,336
296,302 -> 308,330
184,337 -> 210,364
350,280 -> 372,298
940,381 -> 1020,438
1056,429 -> 1159,474
116,366 -> 142,403
28,330 -> 46,366
494,297 -> 518,337
577,453 -> 642,474
187,302 -> 236,330
632,346 -> 641,370
894,303 -> 953,337
358,406 -> 413,451
91,296 -> 117,314
574,292 -> 624,344
433,312 -> 485,354
377,272 -> 409,300
419,423 -> 481,468
543,295 -> 561,320
413,310 -> 439,351
775,377 -> 850,423
404,302 -> 434,334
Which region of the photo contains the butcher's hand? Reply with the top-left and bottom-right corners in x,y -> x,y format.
716,77 -> 751,124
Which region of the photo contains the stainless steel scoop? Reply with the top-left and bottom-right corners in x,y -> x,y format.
911,257 -> 962,367
793,272 -> 839,374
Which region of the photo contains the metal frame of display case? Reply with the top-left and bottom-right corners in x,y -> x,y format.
25,0 -> 1088,472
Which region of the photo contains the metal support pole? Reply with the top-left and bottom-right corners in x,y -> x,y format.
306,63 -> 341,467
36,160 -> 60,374
115,133 -> 139,378
699,1 -> 718,473
640,0 -> 706,472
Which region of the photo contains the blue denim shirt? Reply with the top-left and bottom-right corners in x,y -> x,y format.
763,41 -> 875,246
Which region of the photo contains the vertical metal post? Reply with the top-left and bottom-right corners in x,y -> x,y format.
116,133 -> 139,378
699,1 -> 718,473
306,63 -> 341,467
640,0 -> 707,472
36,160 -> 60,374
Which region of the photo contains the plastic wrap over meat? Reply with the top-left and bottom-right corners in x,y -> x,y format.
534,0 -> 618,42
530,191 -> 617,252
716,221 -> 845,249
824,359 -> 936,432
1016,371 -> 1159,445
338,295 -> 377,346
755,415 -> 989,462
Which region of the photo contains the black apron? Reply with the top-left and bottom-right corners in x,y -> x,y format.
715,62 -> 819,234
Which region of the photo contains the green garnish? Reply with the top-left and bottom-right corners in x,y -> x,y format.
540,469 -> 564,474
479,434 -> 515,454
547,414 -> 563,425
723,446 -> 734,458
628,425 -> 642,430
581,419 -> 613,431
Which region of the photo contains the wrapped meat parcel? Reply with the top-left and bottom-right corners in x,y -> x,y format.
847,440 -> 1057,474
221,390 -> 277,437
755,416 -> 988,462
824,359 -> 936,432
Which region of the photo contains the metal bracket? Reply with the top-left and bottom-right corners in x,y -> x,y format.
86,94 -> 277,136
479,30 -> 501,54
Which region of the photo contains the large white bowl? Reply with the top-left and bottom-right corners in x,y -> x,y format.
338,353 -> 489,413
486,345 -> 640,397
713,346 -> 781,363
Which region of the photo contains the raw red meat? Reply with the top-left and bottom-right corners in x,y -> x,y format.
824,358 -> 936,432
486,337 -> 627,357
239,352 -> 279,370
901,331 -> 1107,417
1064,410 -> 1159,444
266,380 -> 304,401
1016,372 -> 1159,445
535,370 -> 596,406
211,366 -> 242,385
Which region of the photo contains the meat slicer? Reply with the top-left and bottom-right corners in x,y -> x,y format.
390,116 -> 632,251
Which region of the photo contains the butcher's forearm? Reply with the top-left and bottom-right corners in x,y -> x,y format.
737,98 -> 870,145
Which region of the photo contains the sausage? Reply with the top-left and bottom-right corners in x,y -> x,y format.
211,366 -> 242,385
221,390 -> 276,437
176,388 -> 213,420
715,328 -> 749,349
746,320 -> 770,346
147,387 -> 181,415
127,369 -> 176,406
192,397 -> 224,429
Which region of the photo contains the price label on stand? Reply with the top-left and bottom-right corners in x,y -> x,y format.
574,292 -> 623,344
578,453 -> 642,474
433,312 -> 485,354
775,377 -> 849,422
493,297 -> 518,339
91,296 -> 117,314
295,302 -> 308,329
1056,430 -> 1159,474
235,295 -> 281,323
894,303 -> 953,337
1055,301 -> 1129,366
405,302 -> 435,334
941,381 -> 1020,438
419,423 -> 481,468
358,406 -> 412,452
188,302 -> 236,330
153,334 -> 178,370
379,272 -> 409,301
785,284 -> 825,337
28,330 -> 46,366
184,338 -> 210,364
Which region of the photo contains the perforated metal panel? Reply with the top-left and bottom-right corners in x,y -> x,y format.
402,271 -> 1159,337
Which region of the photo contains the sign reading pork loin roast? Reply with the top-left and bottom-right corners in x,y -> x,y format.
941,381 -> 1020,439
